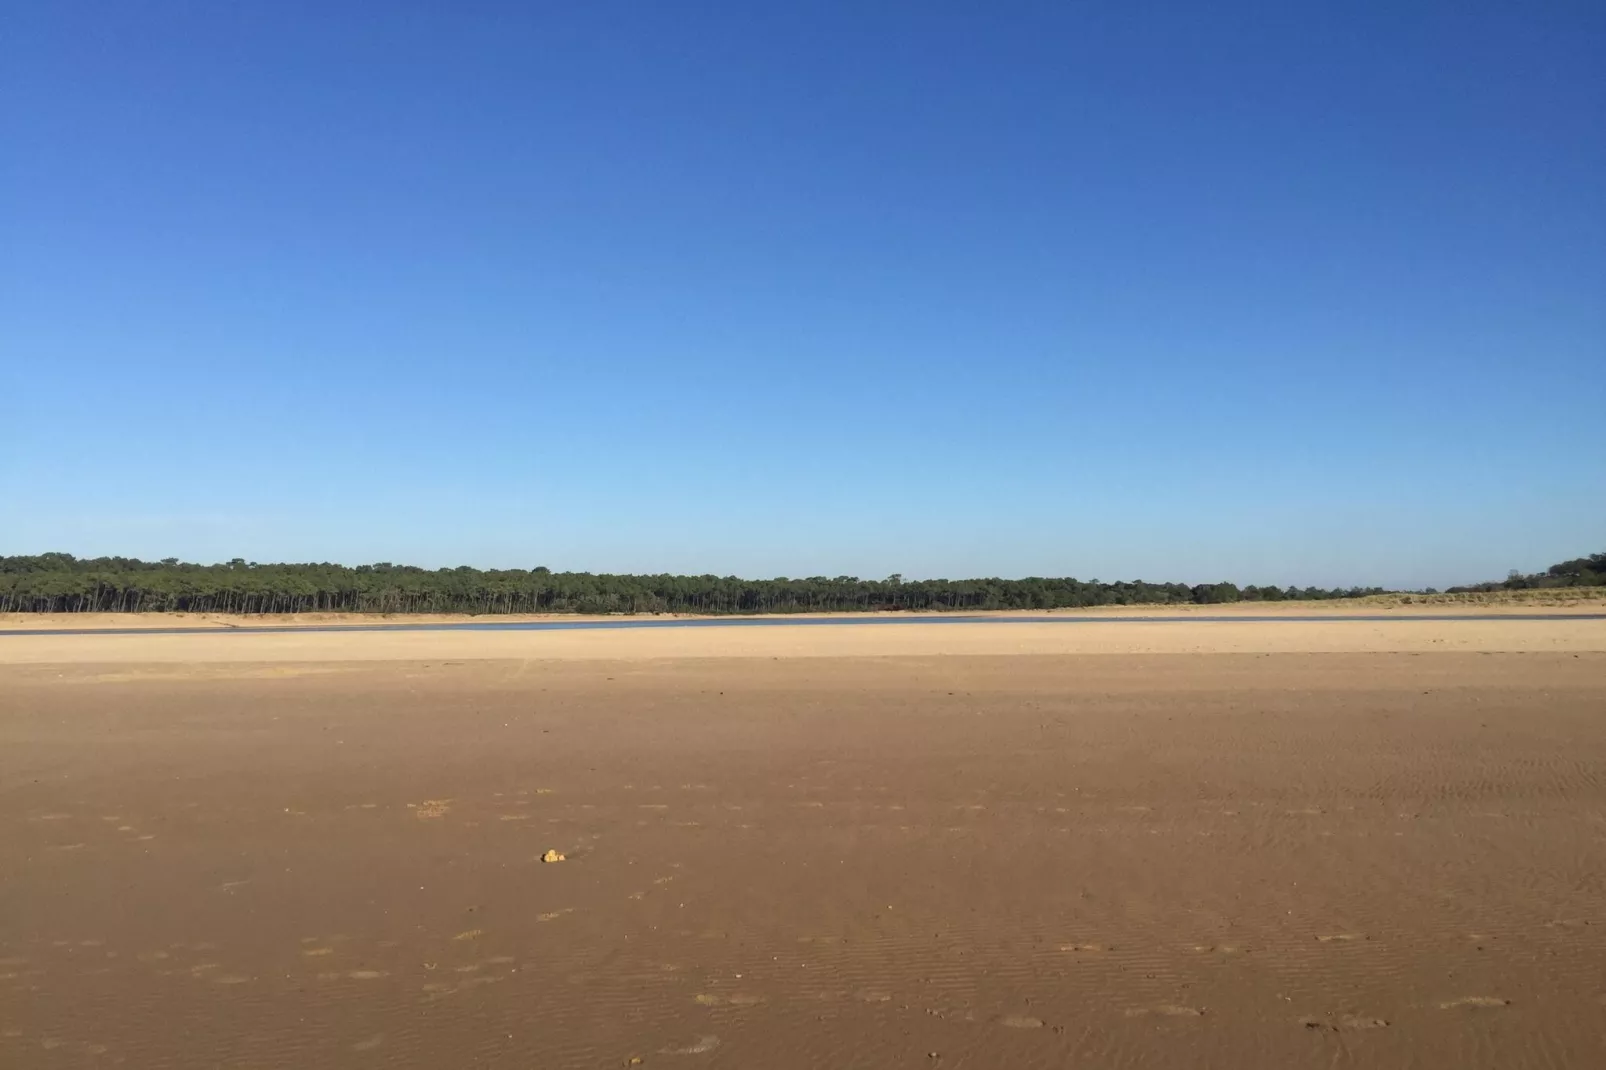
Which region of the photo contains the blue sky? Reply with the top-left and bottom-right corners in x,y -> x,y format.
4,2 -> 1602,589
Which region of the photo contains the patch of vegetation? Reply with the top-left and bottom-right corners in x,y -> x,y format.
0,554 -> 1387,615
4,550 -> 1594,616
1447,552 -> 1606,593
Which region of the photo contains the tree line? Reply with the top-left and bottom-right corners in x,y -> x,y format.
1447,552 -> 1606,593
0,553 -> 1404,615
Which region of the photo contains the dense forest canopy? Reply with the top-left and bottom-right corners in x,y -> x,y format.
0,553 -> 1413,615
1,551 -> 1594,616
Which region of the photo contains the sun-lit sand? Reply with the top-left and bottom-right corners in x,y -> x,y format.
3,618 -> 1604,1067
1,614 -> 1604,665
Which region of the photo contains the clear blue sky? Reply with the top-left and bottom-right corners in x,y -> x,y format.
4,2 -> 1602,589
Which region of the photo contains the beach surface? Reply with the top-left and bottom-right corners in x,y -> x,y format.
3,618 -> 1604,1067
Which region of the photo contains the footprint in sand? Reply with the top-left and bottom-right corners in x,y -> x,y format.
997,1014 -> 1045,1029
1439,997 -> 1509,1010
694,993 -> 764,1007
412,800 -> 452,820
1340,1015 -> 1389,1029
1126,1005 -> 1203,1018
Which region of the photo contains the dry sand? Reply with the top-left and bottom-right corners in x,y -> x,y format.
0,616 -> 1603,666
3,620 -> 1605,1068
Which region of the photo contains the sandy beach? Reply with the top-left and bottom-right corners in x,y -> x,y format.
3,619 -> 1604,1067
0,613 -> 1603,666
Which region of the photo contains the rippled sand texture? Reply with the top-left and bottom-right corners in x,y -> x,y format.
3,650 -> 1605,1067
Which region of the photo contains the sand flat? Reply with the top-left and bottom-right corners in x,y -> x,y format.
1,615 -> 1604,665
3,631 -> 1605,1067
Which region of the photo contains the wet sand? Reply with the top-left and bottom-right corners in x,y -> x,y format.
3,628 -> 1605,1067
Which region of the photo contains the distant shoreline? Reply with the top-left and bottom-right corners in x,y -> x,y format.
4,589 -> 1603,632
